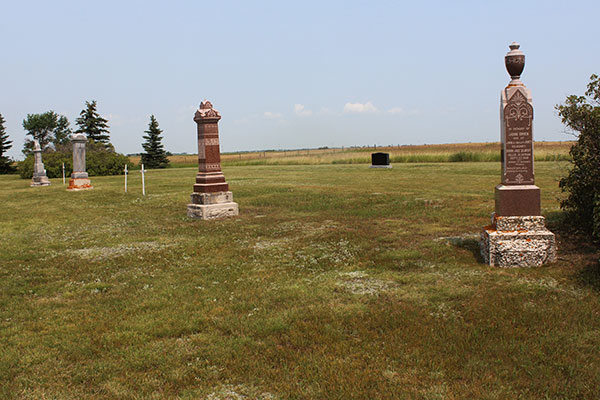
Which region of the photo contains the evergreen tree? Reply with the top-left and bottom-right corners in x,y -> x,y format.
53,115 -> 72,147
0,114 -> 14,173
22,111 -> 69,154
75,100 -> 111,147
140,115 -> 170,169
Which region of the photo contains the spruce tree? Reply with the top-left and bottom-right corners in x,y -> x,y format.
53,115 -> 72,147
0,114 -> 14,173
140,115 -> 170,169
75,100 -> 111,147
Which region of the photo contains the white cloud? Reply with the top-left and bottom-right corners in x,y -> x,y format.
388,107 -> 404,114
294,104 -> 312,116
263,111 -> 283,120
343,101 -> 378,114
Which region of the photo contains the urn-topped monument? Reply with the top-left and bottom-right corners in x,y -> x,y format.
30,140 -> 50,186
480,43 -> 556,267
67,133 -> 93,191
187,101 -> 238,219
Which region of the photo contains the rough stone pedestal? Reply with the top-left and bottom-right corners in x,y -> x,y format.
481,215 -> 556,267
187,191 -> 239,220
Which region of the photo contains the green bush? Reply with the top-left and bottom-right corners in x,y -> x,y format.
556,74 -> 600,237
18,142 -> 132,179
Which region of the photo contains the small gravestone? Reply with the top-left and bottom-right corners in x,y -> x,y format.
370,152 -> 391,168
480,42 -> 556,267
30,140 -> 50,186
187,100 -> 238,219
67,133 -> 93,191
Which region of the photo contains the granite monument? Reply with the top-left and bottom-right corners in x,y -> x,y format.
187,101 -> 238,219
67,133 -> 93,191
30,140 -> 50,186
370,152 -> 391,168
480,42 -> 556,267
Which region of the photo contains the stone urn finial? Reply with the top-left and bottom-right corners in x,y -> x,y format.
505,42 -> 525,84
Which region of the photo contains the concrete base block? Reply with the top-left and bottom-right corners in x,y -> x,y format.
31,176 -> 51,186
480,215 -> 557,267
187,202 -> 239,220
67,178 -> 93,191
187,191 -> 238,220
369,165 -> 392,169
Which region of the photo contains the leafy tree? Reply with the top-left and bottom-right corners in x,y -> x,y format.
75,100 -> 111,147
556,74 -> 600,237
0,114 -> 14,173
21,111 -> 72,154
140,115 -> 170,169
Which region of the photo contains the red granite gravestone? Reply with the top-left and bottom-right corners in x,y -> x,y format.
187,101 -> 238,219
480,43 -> 556,267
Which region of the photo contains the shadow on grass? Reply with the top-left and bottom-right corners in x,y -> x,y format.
446,235 -> 485,264
546,210 -> 600,291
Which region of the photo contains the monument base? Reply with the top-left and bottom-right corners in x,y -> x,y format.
187,191 -> 238,220
67,178 -> 93,191
480,214 -> 556,267
495,184 -> 540,216
31,176 -> 51,186
369,165 -> 392,169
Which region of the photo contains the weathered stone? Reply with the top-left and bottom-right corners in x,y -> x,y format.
187,101 -> 238,220
67,133 -> 93,191
30,140 -> 51,187
370,152 -> 391,168
481,216 -> 557,268
480,42 -> 556,267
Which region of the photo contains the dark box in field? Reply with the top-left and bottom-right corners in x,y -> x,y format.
370,152 -> 391,168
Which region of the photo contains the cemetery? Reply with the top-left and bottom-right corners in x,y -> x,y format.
0,43 -> 599,399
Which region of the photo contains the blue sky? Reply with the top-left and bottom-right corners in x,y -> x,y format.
1,0 -> 599,159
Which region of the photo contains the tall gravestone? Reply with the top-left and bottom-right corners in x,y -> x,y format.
67,133 -> 93,191
187,100 -> 238,219
30,140 -> 50,186
480,42 -> 556,267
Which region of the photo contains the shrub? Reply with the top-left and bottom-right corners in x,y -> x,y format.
556,74 -> 600,237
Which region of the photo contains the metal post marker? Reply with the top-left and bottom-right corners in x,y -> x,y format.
124,164 -> 128,193
141,164 -> 146,196
62,163 -> 65,185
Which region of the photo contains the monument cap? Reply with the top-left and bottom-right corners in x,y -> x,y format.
71,133 -> 87,142
195,99 -> 221,121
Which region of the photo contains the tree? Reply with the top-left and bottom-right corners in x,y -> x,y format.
140,115 -> 170,169
0,114 -> 14,173
53,115 -> 72,147
75,100 -> 111,147
556,74 -> 600,237
22,111 -> 71,155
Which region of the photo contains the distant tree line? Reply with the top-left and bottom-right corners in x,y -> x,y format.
1,99 -> 172,177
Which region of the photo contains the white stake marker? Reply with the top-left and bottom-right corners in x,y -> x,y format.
62,163 -> 65,185
141,164 -> 146,196
124,164 -> 128,193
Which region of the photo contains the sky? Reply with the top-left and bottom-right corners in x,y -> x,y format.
1,0 -> 599,160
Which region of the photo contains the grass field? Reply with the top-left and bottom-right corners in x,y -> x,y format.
128,141 -> 574,168
1,160 -> 599,399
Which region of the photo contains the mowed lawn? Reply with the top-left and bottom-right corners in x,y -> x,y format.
1,162 -> 599,399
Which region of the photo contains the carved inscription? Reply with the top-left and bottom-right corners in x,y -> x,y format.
503,90 -> 534,185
